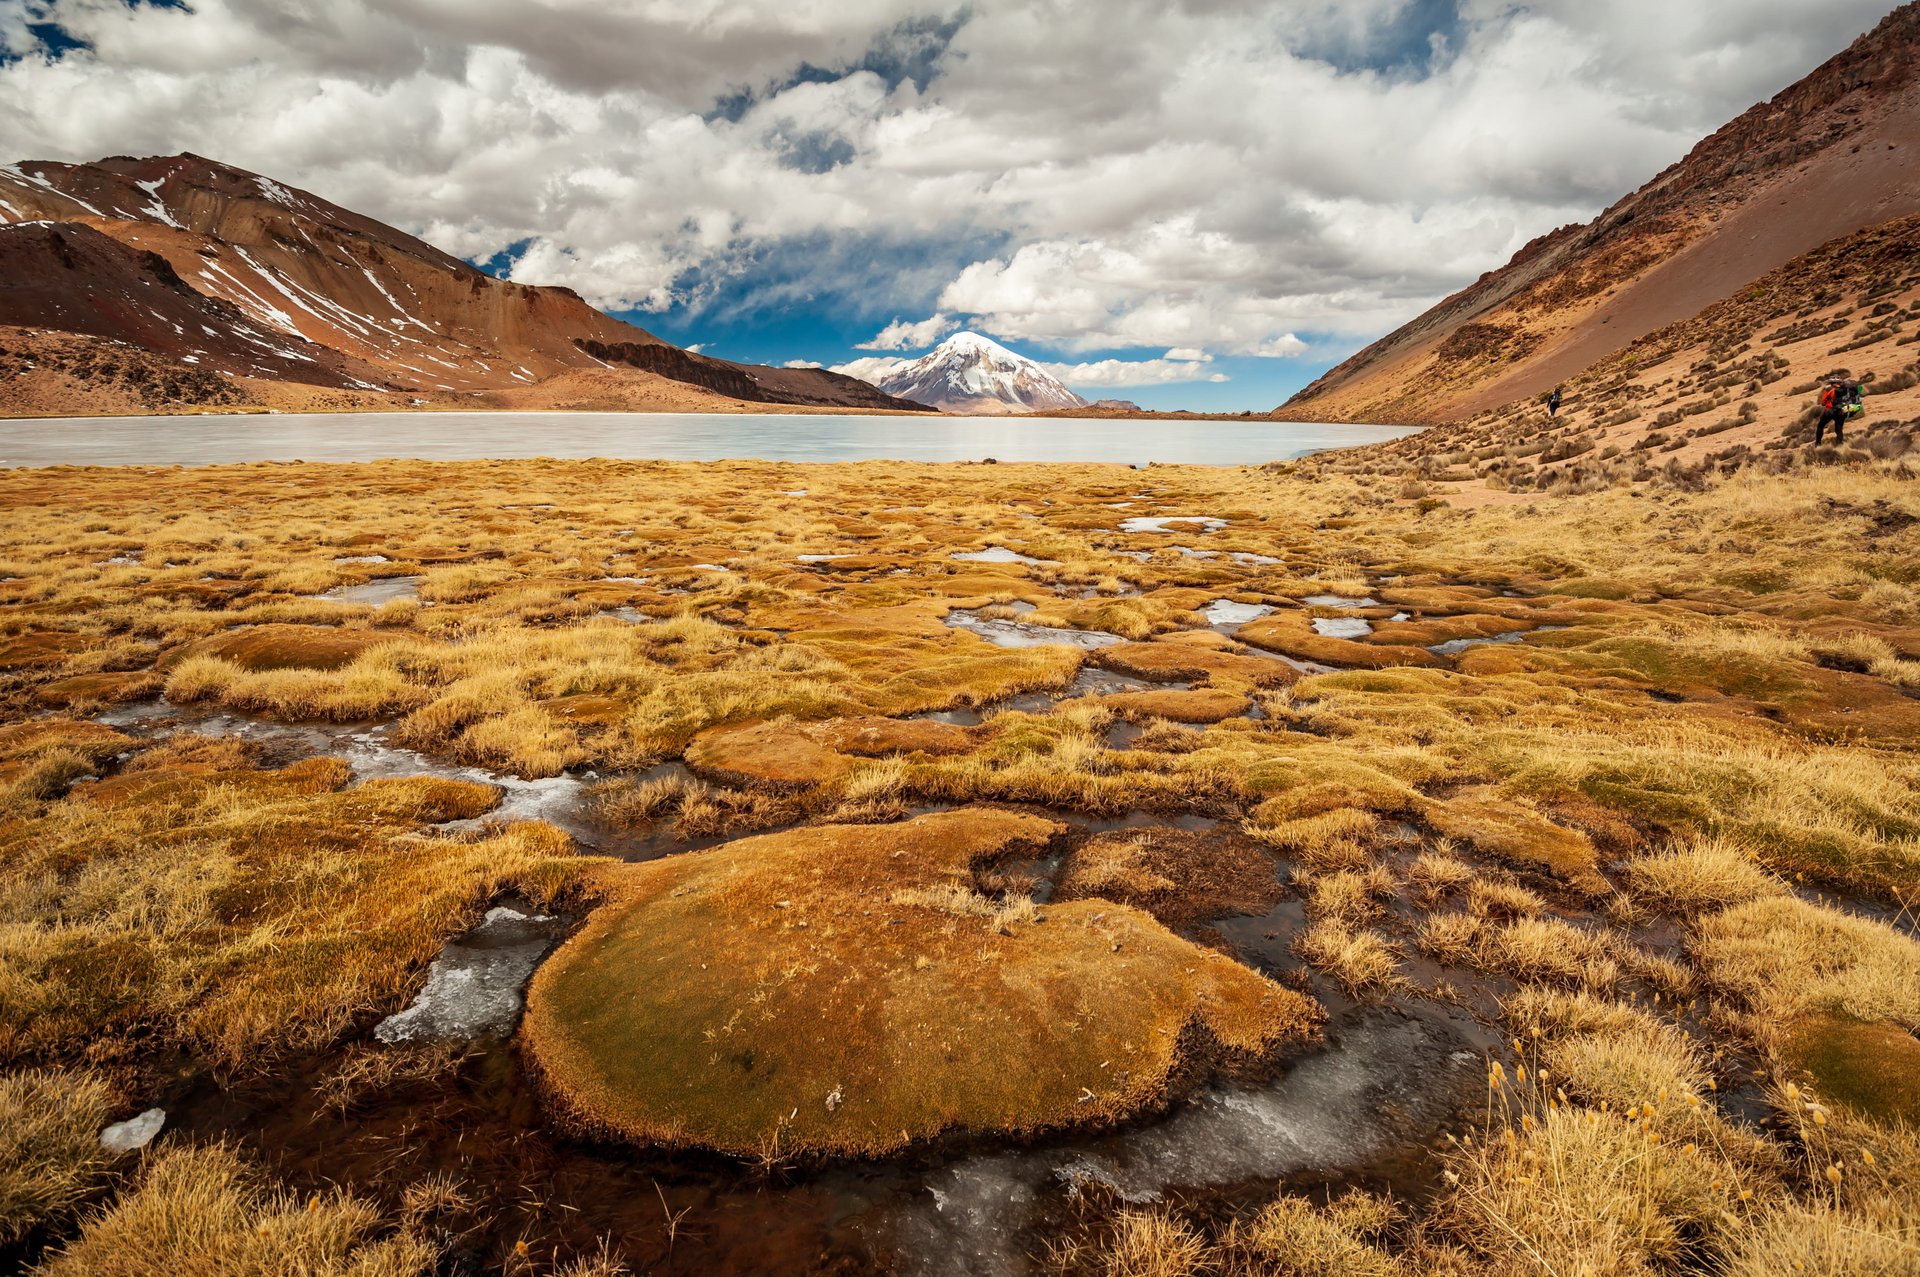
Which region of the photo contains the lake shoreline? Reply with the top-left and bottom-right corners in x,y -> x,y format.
0,411 -> 1421,469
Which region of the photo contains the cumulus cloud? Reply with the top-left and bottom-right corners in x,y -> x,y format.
857,312 -> 959,350
783,358 -> 823,368
829,354 -> 912,383
1041,357 -> 1231,389
0,0 -> 1897,360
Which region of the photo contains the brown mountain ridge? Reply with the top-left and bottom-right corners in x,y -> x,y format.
1278,1 -> 1920,426
0,152 -> 930,417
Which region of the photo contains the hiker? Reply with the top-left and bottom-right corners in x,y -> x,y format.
1815,379 -> 1850,445
1547,386 -> 1562,418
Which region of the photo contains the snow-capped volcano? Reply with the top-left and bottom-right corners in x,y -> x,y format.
873,332 -> 1088,414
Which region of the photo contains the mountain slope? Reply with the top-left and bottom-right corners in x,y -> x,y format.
1278,1 -> 1920,425
0,152 -> 930,415
872,332 -> 1088,414
1305,212 -> 1920,499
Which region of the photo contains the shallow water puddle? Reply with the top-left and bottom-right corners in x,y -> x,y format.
1118,515 -> 1226,534
1312,616 -> 1373,639
1302,594 -> 1377,608
317,574 -> 424,605
374,904 -> 570,1045
944,609 -> 1123,650
1427,624 -> 1567,657
951,546 -> 1057,566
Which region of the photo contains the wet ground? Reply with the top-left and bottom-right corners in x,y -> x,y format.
73,590 -> 1744,1275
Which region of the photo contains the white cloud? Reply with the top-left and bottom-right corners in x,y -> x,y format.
1163,347 -> 1211,362
782,358 -> 823,368
0,0 -> 1897,354
1251,335 -> 1307,358
829,354 -> 912,384
857,312 -> 958,350
1042,358 -> 1231,389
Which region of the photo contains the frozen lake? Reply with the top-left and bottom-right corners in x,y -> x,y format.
0,411 -> 1420,468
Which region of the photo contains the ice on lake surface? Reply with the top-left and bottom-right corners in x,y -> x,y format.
0,412 -> 1420,468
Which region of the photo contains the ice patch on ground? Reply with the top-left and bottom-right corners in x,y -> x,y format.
1429,625 -> 1566,657
1312,617 -> 1373,639
1302,594 -> 1377,608
1201,600 -> 1274,627
951,546 -> 1056,566
374,906 -> 567,1044
318,575 -> 422,605
944,609 -> 1123,651
333,554 -> 389,565
1118,516 -> 1226,534
797,554 -> 853,563
100,1108 -> 165,1153
882,1013 -> 1484,1277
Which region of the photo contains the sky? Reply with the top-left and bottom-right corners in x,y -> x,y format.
0,0 -> 1900,410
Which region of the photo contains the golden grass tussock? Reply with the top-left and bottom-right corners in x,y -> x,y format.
1237,1192 -> 1406,1277
34,1142 -> 433,1277
524,809 -> 1321,1157
0,743 -> 592,1067
0,1067 -> 116,1245
1295,919 -> 1404,996
1625,834 -> 1787,913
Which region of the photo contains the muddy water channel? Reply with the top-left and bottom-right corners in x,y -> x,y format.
94,695 -> 1498,1275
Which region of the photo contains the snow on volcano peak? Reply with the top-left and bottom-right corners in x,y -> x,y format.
872,331 -> 1088,414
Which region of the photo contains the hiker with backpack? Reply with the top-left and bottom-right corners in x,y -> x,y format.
1814,379 -> 1855,445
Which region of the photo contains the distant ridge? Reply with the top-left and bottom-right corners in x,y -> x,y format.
0,152 -> 932,416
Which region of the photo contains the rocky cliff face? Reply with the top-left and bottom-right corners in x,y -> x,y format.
1278,1 -> 1920,425
0,152 -> 928,414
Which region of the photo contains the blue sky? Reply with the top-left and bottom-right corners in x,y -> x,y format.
0,0 -> 1900,410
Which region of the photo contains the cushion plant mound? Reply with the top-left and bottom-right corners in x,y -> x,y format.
523,808 -> 1320,1158
1093,637 -> 1294,686
1099,688 -> 1252,724
1237,615 -> 1443,670
1424,786 -> 1605,894
169,623 -> 402,673
684,716 -> 981,790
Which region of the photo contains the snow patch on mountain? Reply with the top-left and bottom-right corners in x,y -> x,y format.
864,331 -> 1088,414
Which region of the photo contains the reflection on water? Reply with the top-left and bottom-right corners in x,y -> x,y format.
0,411 -> 1422,468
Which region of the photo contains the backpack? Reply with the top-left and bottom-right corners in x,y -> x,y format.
1820,385 -> 1837,410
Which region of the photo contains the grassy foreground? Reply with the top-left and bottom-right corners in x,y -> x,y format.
0,453 -> 1917,1272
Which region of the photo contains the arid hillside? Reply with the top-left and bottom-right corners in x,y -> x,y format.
0,153 -> 929,416
1279,1 -> 1920,426
1310,211 -> 1920,503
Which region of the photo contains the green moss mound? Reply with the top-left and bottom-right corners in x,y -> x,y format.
524,808 -> 1320,1157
